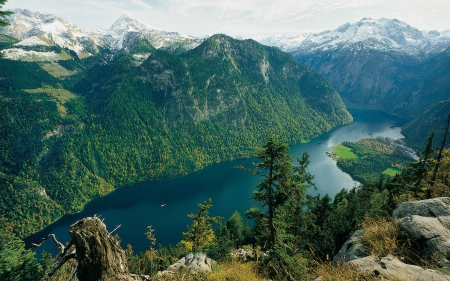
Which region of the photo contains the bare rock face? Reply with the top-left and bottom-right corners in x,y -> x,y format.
167,252 -> 216,274
350,255 -> 450,281
333,230 -> 369,263
69,217 -> 133,281
393,197 -> 450,267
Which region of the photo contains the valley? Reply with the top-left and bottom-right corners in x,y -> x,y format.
0,11 -> 354,238
1,6 -> 450,281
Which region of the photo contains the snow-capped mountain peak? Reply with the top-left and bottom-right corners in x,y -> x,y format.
109,14 -> 160,34
1,8 -> 91,56
257,18 -> 450,55
0,9 -> 204,58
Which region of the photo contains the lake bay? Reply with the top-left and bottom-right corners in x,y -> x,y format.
26,109 -> 407,254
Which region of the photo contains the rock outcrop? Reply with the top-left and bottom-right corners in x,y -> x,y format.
167,252 -> 216,274
350,255 -> 450,281
393,197 -> 450,267
334,197 -> 450,280
333,230 -> 368,263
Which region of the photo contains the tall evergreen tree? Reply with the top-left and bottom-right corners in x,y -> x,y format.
244,137 -> 314,248
0,0 -> 12,27
431,115 -> 450,184
243,137 -> 315,280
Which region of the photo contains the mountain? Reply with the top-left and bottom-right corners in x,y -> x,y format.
402,100 -> 450,150
0,30 -> 352,237
258,18 -> 450,55
0,9 -> 204,59
262,18 -> 450,122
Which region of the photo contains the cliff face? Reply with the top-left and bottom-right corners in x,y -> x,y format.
295,48 -> 450,121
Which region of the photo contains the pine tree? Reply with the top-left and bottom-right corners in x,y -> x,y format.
0,217 -> 42,281
243,137 -> 315,280
0,0 -> 12,27
243,137 -> 314,248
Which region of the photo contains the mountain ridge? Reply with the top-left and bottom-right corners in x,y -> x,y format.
0,30 -> 352,237
257,18 -> 450,56
0,8 -> 205,57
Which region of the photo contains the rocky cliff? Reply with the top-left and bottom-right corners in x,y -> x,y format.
334,197 -> 450,280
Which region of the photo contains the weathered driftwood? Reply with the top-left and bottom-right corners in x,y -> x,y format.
34,216 -> 150,281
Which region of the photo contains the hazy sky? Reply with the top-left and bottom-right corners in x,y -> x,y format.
4,0 -> 450,37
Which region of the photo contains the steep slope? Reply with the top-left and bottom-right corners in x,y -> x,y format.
287,18 -> 450,120
296,49 -> 450,118
402,100 -> 450,149
0,34 -> 352,237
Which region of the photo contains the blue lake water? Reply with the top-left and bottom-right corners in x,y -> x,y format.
26,109 -> 406,254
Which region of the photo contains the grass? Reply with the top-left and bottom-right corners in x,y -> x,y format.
311,260 -> 380,281
153,261 -> 264,281
24,86 -> 78,117
359,215 -> 418,264
382,168 -> 402,177
333,144 -> 358,159
37,35 -> 54,46
39,62 -> 78,78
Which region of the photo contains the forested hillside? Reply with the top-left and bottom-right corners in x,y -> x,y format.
402,100 -> 450,150
294,45 -> 450,151
0,33 -> 352,237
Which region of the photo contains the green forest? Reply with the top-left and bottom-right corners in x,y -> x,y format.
0,33 -> 352,238
2,135 -> 450,281
2,6 -> 450,279
333,137 -> 416,183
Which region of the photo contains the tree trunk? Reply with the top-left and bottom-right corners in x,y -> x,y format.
69,217 -> 133,281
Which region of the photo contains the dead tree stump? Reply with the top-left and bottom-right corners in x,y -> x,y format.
69,217 -> 132,281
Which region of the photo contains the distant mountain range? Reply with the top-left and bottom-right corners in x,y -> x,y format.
4,9 -> 450,59
257,18 -> 450,56
0,9 -> 205,58
1,8 -> 449,147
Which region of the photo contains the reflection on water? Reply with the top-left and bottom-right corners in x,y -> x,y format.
26,109 -> 407,254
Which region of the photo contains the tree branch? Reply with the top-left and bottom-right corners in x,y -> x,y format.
32,234 -> 65,255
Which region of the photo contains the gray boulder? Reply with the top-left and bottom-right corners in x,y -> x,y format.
333,229 -> 369,263
393,197 -> 450,267
167,252 -> 216,274
393,197 -> 450,219
350,255 -> 450,281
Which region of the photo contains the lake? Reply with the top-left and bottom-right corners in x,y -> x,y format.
26,109 -> 407,254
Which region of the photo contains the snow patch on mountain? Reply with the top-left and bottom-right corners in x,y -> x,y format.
0,9 -> 204,56
257,18 -> 450,55
1,9 -> 91,57
15,35 -> 51,46
1,48 -> 65,61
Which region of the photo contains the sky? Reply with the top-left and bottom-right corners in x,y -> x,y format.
4,0 -> 450,38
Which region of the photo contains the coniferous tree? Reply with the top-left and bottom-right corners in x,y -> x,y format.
0,0 -> 12,27
244,137 -> 314,248
243,137 -> 315,280
431,115 -> 450,184
0,217 -> 42,281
